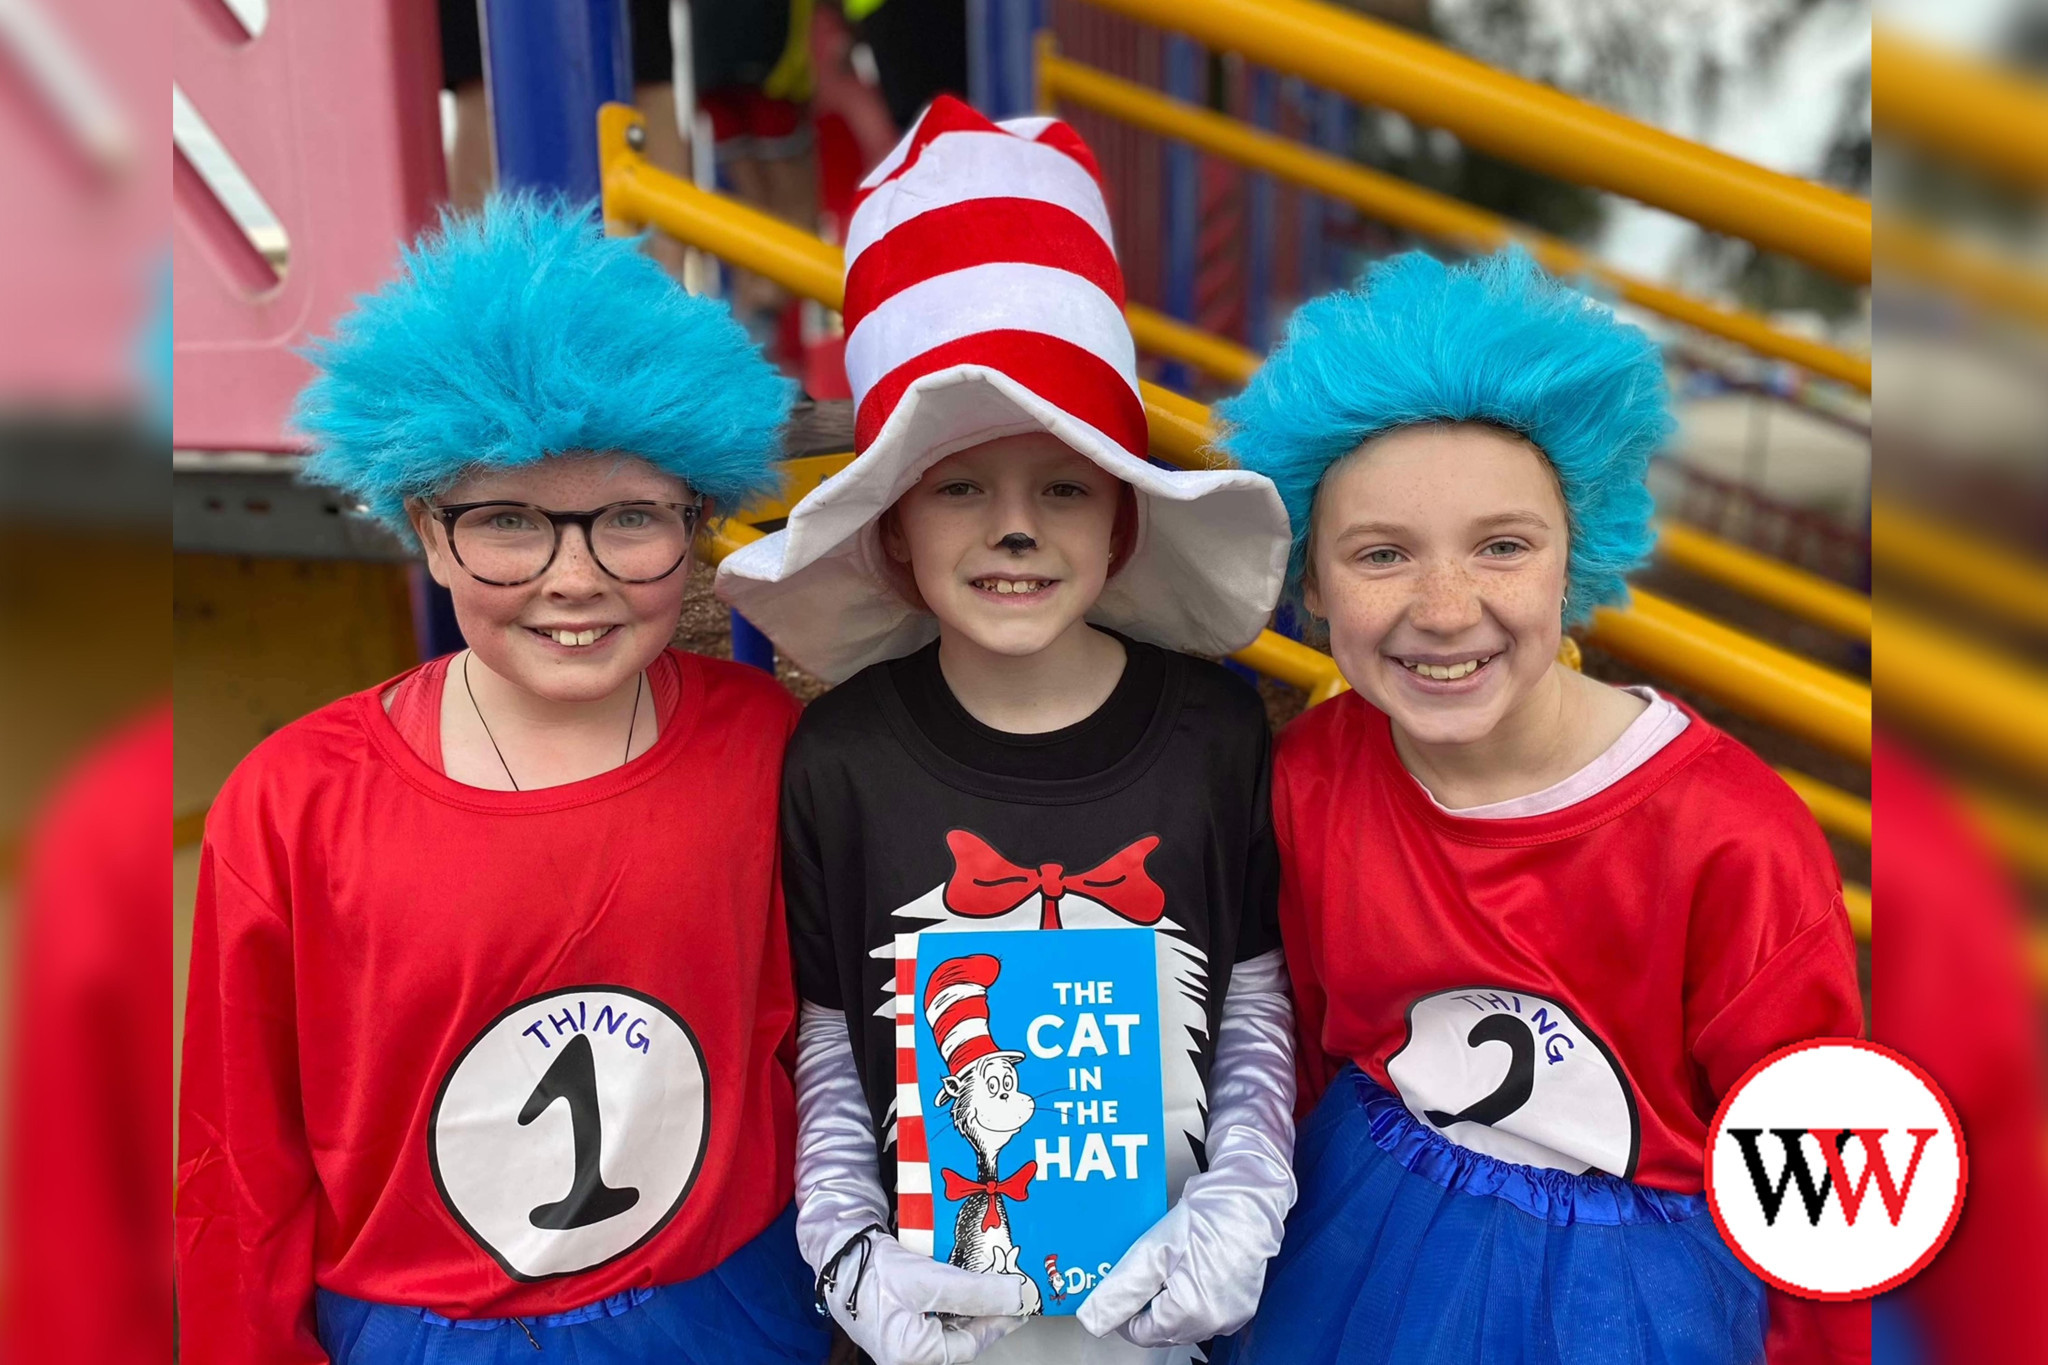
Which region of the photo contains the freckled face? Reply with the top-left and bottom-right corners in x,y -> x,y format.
1304,425 -> 1570,749
882,432 -> 1122,658
410,454 -> 700,704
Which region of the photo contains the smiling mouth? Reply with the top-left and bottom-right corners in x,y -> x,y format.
1396,653 -> 1499,681
970,578 -> 1055,596
529,625 -> 618,648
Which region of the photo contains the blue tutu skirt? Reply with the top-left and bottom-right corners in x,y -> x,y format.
1216,1069 -> 1765,1365
315,1204 -> 830,1364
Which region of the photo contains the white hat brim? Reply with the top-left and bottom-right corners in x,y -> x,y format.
716,367 -> 1290,683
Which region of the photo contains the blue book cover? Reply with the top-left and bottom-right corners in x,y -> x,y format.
899,927 -> 1169,1316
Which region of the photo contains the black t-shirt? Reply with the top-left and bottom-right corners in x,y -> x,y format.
781,632 -> 1280,1209
886,634 -> 1165,780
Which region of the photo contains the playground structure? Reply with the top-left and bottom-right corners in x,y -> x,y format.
171,0 -> 2048,981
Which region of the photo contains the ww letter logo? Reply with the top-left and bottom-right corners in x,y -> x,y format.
1707,1040 -> 1966,1299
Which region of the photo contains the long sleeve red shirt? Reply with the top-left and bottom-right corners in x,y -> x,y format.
1273,692 -> 1867,1363
176,651 -> 803,1364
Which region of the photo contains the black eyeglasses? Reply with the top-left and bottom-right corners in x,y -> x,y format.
426,498 -> 706,586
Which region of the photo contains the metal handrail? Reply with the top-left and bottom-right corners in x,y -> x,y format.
1774,769 -> 1870,847
1881,218 -> 2048,331
1875,603 -> 2048,782
1074,0 -> 1871,282
1653,521 -> 1872,642
1875,31 -> 2048,194
1584,591 -> 1869,762
1874,502 -> 2048,638
1038,45 -> 1871,391
1962,786 -> 2048,888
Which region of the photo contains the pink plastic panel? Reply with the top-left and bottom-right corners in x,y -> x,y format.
174,0 -> 445,451
0,0 -> 167,408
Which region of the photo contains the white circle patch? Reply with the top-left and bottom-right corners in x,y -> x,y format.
1706,1039 -> 1965,1300
430,986 -> 710,1281
1386,987 -> 1639,1178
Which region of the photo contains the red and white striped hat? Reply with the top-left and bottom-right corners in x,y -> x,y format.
717,97 -> 1288,682
923,953 -> 1022,1100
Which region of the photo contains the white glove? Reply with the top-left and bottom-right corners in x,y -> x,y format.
795,1003 -> 1036,1365
1076,949 -> 1298,1348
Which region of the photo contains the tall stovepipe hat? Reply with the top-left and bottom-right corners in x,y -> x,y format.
716,96 -> 1289,682
923,954 -> 1023,1107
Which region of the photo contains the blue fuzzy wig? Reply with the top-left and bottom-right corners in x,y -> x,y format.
1218,248 -> 1671,625
294,194 -> 793,541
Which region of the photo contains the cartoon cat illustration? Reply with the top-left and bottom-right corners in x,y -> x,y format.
925,954 -> 1043,1315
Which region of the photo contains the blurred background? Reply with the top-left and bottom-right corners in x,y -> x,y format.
0,0 -> 2038,1360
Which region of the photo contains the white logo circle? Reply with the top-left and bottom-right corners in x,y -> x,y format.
1707,1039 -> 1966,1300
430,986 -> 710,1281
1386,987 -> 1638,1177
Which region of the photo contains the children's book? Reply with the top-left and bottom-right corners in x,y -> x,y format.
897,926 -> 1169,1316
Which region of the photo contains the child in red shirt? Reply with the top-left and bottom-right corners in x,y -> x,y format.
1211,250 -> 1865,1365
175,197 -> 829,1365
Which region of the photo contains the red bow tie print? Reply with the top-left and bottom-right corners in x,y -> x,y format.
942,1162 -> 1039,1229
943,831 -> 1164,931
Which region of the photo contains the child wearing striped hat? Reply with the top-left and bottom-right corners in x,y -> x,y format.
718,98 -> 1299,1365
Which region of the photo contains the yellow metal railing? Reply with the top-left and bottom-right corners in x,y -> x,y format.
1881,218 -> 2048,331
1873,502 -> 2048,639
1583,590 -> 1869,762
1074,0 -> 1871,282
1875,603 -> 2048,782
1843,885 -> 1870,942
1875,30 -> 2048,195
1037,45 -> 1871,391
1963,787 -> 2048,888
1872,36 -> 2048,325
1653,521 -> 1872,642
1775,769 -> 1870,847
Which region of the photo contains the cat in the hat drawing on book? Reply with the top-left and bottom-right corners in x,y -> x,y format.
923,954 -> 1042,1314
729,95 -> 1300,1365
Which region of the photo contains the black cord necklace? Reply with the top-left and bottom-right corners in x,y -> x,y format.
462,650 -> 643,792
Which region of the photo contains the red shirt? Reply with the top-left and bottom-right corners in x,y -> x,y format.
1274,692 -> 1867,1364
1873,737 -> 2048,1362
177,651 -> 802,1364
382,651 -> 686,771
6,705 -> 170,1365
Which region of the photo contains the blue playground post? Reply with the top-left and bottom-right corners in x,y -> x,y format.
481,0 -> 634,200
968,0 -> 1047,119
1161,33 -> 1202,395
407,0 -> 637,662
1312,90 -> 1355,291
730,611 -> 778,674
1246,68 -> 1278,354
